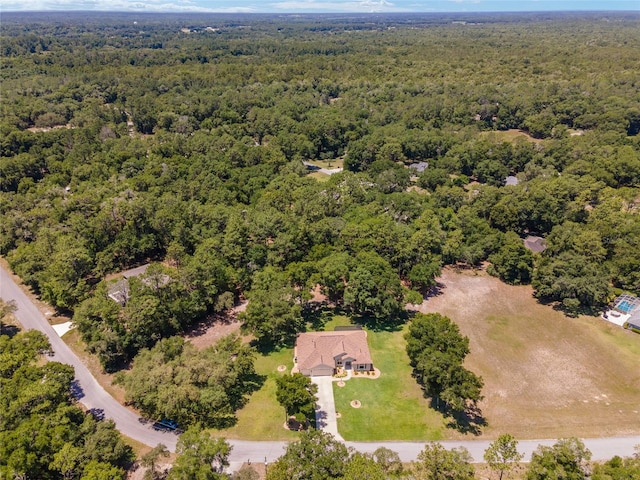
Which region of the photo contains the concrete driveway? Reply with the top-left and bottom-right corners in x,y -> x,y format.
311,376 -> 344,442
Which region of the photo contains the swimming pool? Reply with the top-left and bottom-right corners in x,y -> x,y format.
616,300 -> 636,314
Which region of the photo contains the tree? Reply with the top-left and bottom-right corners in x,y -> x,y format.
372,446 -> 403,476
141,444 -> 170,480
168,426 -> 231,480
81,460 -> 127,480
240,268 -> 304,346
0,331 -> 131,480
275,373 -> 318,428
266,430 -> 349,480
343,453 -> 386,480
405,313 -> 483,412
117,335 -> 257,428
343,251 -> 405,321
592,448 -> 640,480
526,438 -> 591,480
487,233 -> 534,285
413,443 -> 475,480
483,434 -> 523,480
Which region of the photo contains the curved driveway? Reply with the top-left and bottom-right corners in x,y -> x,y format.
2,264 -> 639,464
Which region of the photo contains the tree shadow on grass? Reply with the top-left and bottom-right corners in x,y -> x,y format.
302,302 -> 343,331
445,404 -> 487,436
351,312 -> 408,332
428,396 -> 487,436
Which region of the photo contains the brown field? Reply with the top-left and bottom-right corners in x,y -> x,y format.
416,267 -> 640,440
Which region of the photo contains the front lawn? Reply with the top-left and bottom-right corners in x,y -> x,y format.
217,347 -> 300,441
334,327 -> 446,441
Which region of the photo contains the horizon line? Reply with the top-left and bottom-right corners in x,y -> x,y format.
2,9 -> 639,13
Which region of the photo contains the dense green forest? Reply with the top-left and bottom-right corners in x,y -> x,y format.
0,327 -> 133,480
1,11 -> 639,379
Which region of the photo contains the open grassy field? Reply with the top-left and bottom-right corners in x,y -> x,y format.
307,171 -> 331,182
307,158 -> 344,169
417,267 -> 640,440
334,327 -> 446,441
479,129 -> 544,144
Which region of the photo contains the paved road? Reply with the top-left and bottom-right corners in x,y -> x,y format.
2,264 -> 639,465
0,265 -> 180,451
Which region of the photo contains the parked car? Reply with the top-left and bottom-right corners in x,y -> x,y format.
152,419 -> 179,432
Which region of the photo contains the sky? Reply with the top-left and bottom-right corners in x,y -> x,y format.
2,0 -> 638,13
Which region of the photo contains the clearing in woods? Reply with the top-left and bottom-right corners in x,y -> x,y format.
416,267 -> 640,440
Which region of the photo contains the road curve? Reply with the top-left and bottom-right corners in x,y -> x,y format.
2,264 -> 639,463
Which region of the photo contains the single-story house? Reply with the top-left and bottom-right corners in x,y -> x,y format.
524,235 -> 546,253
107,263 -> 169,306
628,310 -> 640,331
295,330 -> 373,377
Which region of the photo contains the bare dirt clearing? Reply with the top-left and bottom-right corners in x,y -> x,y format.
417,268 -> 640,440
184,301 -> 246,349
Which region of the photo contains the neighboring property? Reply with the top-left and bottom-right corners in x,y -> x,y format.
504,175 -> 519,186
408,161 -> 429,173
523,235 -> 546,253
295,330 -> 373,377
107,263 -> 157,305
628,310 -> 640,331
602,294 -> 640,329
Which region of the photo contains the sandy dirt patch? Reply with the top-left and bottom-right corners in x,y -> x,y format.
185,301 -> 247,349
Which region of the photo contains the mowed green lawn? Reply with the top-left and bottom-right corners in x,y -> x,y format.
217,347 -> 300,441
219,315 -> 446,441
334,328 -> 446,441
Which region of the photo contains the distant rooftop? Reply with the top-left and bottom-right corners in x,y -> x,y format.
505,175 -> 519,186
524,235 -> 546,253
409,161 -> 429,173
122,264 -> 150,279
107,263 -> 155,305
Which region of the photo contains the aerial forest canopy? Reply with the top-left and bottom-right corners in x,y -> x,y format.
1,12 -> 639,371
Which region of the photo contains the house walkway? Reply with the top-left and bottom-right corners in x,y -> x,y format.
311,376 -> 344,442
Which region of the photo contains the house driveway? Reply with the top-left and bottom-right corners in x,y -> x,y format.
311,376 -> 344,442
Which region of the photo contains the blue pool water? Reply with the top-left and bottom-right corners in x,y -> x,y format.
617,300 -> 634,313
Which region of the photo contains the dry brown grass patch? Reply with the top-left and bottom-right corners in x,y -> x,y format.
417,267 -> 640,440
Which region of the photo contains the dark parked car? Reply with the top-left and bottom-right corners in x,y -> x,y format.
152,419 -> 179,432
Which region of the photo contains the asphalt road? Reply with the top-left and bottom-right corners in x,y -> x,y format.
2,264 -> 639,465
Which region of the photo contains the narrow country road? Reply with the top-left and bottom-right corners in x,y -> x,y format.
0,265 -> 180,451
2,264 -> 639,466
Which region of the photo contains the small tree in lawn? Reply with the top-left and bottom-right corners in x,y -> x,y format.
275,373 -> 318,429
484,434 -> 523,480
